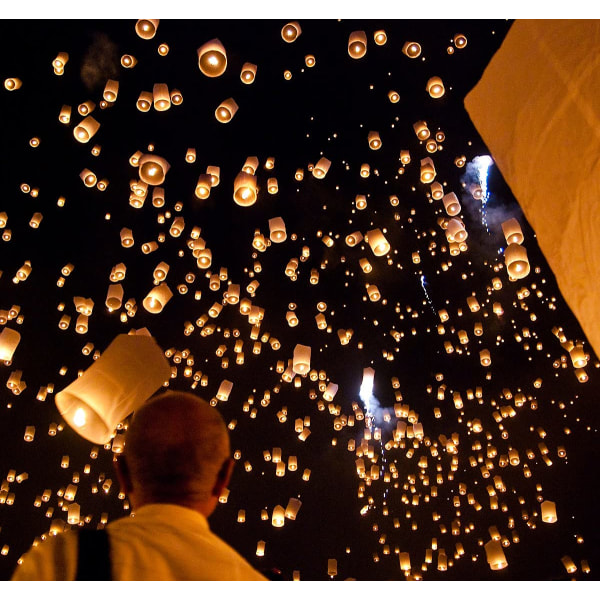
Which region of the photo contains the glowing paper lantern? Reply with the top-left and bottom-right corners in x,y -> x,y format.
374,30 -> 387,45
233,172 -> 258,207
312,157 -> 331,179
105,284 -> 124,311
73,116 -> 100,143
0,328 -> 21,361
136,91 -> 153,112
292,344 -> 311,375
501,218 -> 524,245
138,154 -> 170,186
197,39 -> 227,77
541,500 -> 557,523
281,22 -> 301,43
504,243 -> 530,279
427,76 -> 445,98
103,79 -> 119,102
121,54 -> 137,68
153,83 -> 171,111
348,31 -> 367,58
269,217 -> 287,243
143,283 -> 173,314
240,62 -> 257,84
442,192 -> 461,216
484,540 -> 508,570
403,41 -> 421,58
55,333 -> 170,444
135,19 -> 159,40
367,228 -> 390,256
388,90 -> 400,103
368,131 -> 382,150
454,33 -> 468,48
446,218 -> 468,243
4,78 -> 22,91
215,98 -> 238,123
420,158 -> 436,183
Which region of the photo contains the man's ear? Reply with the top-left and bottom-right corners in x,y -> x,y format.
115,454 -> 134,497
212,457 -> 234,498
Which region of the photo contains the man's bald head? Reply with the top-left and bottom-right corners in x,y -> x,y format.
123,391 -> 231,509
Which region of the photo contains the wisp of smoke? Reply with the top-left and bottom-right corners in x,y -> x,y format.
81,33 -> 119,91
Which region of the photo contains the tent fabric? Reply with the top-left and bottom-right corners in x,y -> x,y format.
464,19 -> 600,358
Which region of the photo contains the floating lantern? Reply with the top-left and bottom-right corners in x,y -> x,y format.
453,33 -> 468,48
504,243 -> 530,279
446,218 -> 467,243
368,131 -> 382,150
431,182 -> 444,200
197,39 -> 227,77
442,192 -> 461,216
135,19 -> 159,40
327,559 -> 338,578
55,334 -> 170,444
0,328 -> 20,361
103,79 -> 119,102
347,30 -> 367,58
281,22 -> 301,43
484,540 -> 508,570
195,174 -> 212,199
136,91 -> 153,112
233,172 -> 257,207
360,163 -> 370,178
153,83 -> 171,111
138,154 -> 170,186
293,344 -> 311,375
73,117 -> 100,143
374,30 -> 387,45
240,62 -> 257,84
501,218 -> 524,245
366,228 -> 390,256
403,41 -> 421,58
215,98 -> 238,123
345,231 -> 363,246
427,76 -> 445,98
312,157 -> 331,179
121,54 -> 137,68
4,78 -> 22,91
58,105 -> 71,124
305,54 -> 316,67
207,166 -> 220,187
388,90 -> 400,103
143,283 -> 173,314
541,500 -> 557,523
420,158 -> 436,183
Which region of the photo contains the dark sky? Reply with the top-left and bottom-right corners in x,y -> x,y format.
0,17 -> 599,584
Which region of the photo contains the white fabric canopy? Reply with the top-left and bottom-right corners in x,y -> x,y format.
465,19 -> 600,358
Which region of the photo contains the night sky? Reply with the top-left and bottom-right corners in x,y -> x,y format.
1,15 -> 599,583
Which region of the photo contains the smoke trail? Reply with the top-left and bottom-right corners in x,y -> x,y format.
80,33 -> 119,91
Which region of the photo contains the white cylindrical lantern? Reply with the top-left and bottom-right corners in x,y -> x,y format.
312,157 -> 331,179
484,540 -> 507,570
427,76 -> 445,98
0,328 -> 21,361
143,283 -> 173,314
420,158 -> 436,183
292,344 -> 311,375
269,217 -> 287,243
135,19 -> 159,40
442,192 -> 461,216
501,218 -> 524,245
153,83 -> 171,111
138,154 -> 170,186
281,22 -> 301,43
367,228 -> 390,256
73,116 -> 100,143
55,334 -> 170,444
541,500 -> 557,523
240,62 -> 257,84
233,172 -> 257,206
504,243 -> 530,279
348,31 -> 367,59
197,39 -> 227,77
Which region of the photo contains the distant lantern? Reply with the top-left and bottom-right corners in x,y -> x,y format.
355,195 -> 367,210
446,218 -> 467,243
170,89 -> 183,105
388,90 -> 400,103
105,284 -> 124,312
504,243 -> 530,279
281,22 -> 301,43
348,31 -> 367,59
78,100 -> 96,115
374,30 -> 387,45
413,120 -> 430,140
427,76 -> 445,98
240,62 -> 257,84
541,500 -> 557,523
58,105 -> 71,124
312,157 -> 331,179
138,154 -> 170,186
4,77 -> 22,91
345,231 -> 363,246
153,83 -> 171,111
453,33 -> 468,48
442,192 -> 461,216
293,344 -> 311,375
267,177 -> 278,194
480,349 -> 491,366
121,54 -> 137,68
195,174 -> 212,199
501,218 -> 524,245
197,39 -> 227,77
80,169 -> 97,187
55,334 -> 170,444
431,182 -> 444,200
360,163 -> 370,178
484,540 -> 508,570
73,116 -> 100,143
455,155 -> 467,167
157,43 -> 169,56
103,79 -> 119,102
207,166 -> 221,187
367,228 -> 390,257
305,55 -> 316,67
136,91 -> 153,112
215,98 -> 238,123
269,217 -> 287,243
143,283 -> 173,314
135,19 -> 159,40
327,559 -> 338,578
233,172 -> 258,207
420,158 -> 436,183
120,228 -> 134,247
368,131 -> 382,150
403,41 -> 422,58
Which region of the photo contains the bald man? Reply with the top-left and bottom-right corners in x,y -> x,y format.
12,391 -> 267,581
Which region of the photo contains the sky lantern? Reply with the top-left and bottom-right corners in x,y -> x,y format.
501,218 -> 524,245
138,154 -> 170,186
135,19 -> 159,40
4,78 -> 22,91
388,90 -> 400,103
240,62 -> 257,84
73,116 -> 100,143
215,98 -> 238,123
420,158 -> 436,183
281,22 -> 302,43
374,30 -> 387,45
403,41 -> 422,58
197,39 -> 227,77
55,334 -> 170,444
484,540 -> 508,570
442,192 -> 461,216
453,33 -> 468,48
269,217 -> 287,243
348,31 -> 367,59
0,328 -> 21,361
153,83 -> 171,111
312,157 -> 331,179
366,228 -> 390,256
143,283 -> 173,314
427,76 -> 445,98
292,344 -> 311,375
233,172 -> 258,207
103,79 -> 119,103
136,91 -> 153,112
195,174 -> 212,199
120,54 -> 137,68
504,243 -> 530,279
368,131 -> 382,150
541,500 -> 557,523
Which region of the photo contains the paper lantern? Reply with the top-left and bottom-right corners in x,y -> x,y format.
431,182 -> 444,200
55,333 -> 170,444
312,157 -> 331,179
267,177 -> 279,194
293,344 -> 311,375
103,79 -> 119,102
446,218 -> 468,243
403,41 -> 421,58
504,243 -> 530,279
374,30 -> 387,45
169,217 -> 185,237
105,284 -> 124,311
4,78 -> 22,91
345,231 -> 363,246
281,22 -> 301,43
169,88 -> 182,105
197,39 -> 227,77
0,328 -> 21,361
153,83 -> 171,111
347,30 -> 367,58
427,76 -> 445,98
541,500 -> 557,523
136,91 -> 153,112
443,192 -> 461,216
367,284 -> 381,302
73,116 -> 100,143
360,163 -> 370,178
143,283 -> 173,314
157,43 -> 169,57
207,166 -> 221,187
367,228 -> 390,256
420,158 -> 436,183
413,120 -> 430,140
561,556 -> 577,574
480,349 -> 491,366
139,154 -> 170,186
215,98 -> 238,123
327,559 -> 338,578
305,54 -> 316,67
233,172 -> 257,207
240,62 -> 257,84
501,218 -> 524,245
453,33 -> 468,48
388,90 -> 400,103
78,100 -> 95,115
368,131 -> 382,150
484,540 -> 508,570
217,380 -> 233,401
121,54 -> 137,68
135,19 -> 159,40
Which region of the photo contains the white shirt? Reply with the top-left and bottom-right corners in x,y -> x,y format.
11,503 -> 267,581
